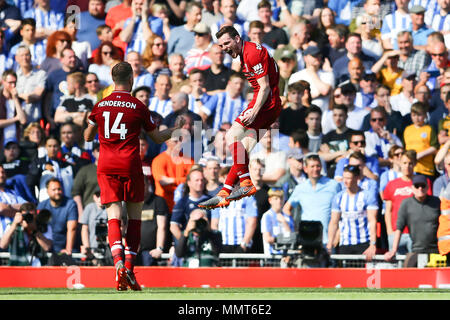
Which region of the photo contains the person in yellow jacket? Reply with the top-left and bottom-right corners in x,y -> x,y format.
439,184 -> 450,266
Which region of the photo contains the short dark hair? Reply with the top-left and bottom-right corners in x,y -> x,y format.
410,101 -> 428,114
348,150 -> 366,163
376,84 -> 391,95
328,24 -> 349,39
132,86 -> 152,97
216,25 -> 240,40
332,104 -> 348,114
290,129 -> 309,148
370,106 -> 387,119
343,164 -> 360,176
257,0 -> 272,10
112,62 -> 133,85
20,18 -> 36,30
20,202 -> 36,213
346,32 -> 362,43
249,20 -> 264,30
46,177 -> 62,188
348,130 -> 365,144
305,105 -> 322,117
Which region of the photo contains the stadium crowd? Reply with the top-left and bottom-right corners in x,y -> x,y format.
0,0 -> 449,268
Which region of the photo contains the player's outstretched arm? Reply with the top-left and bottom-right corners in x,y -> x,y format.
84,122 -> 98,142
147,115 -> 186,144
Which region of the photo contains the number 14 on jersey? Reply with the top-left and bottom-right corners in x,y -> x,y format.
103,111 -> 128,139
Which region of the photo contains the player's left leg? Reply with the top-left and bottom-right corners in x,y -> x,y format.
225,126 -> 261,201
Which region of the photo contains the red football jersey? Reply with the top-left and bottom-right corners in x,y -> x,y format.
240,41 -> 280,109
88,90 -> 156,175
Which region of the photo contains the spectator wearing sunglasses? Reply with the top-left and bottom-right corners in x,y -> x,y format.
334,131 -> 380,182
384,174 -> 440,266
364,107 -> 403,170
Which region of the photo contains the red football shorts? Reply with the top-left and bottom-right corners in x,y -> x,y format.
235,97 -> 281,133
97,172 -> 145,204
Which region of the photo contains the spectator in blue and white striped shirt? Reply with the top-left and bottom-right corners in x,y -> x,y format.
199,73 -> 247,133
185,68 -> 211,115
211,196 -> 258,253
426,0 -> 450,33
9,19 -> 47,69
126,51 -> 154,92
24,0 -> 64,41
381,0 -> 412,49
260,188 -> 294,255
119,0 -> 164,55
148,74 -> 172,117
327,165 -> 379,259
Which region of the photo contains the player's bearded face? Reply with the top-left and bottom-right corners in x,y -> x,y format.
219,34 -> 239,58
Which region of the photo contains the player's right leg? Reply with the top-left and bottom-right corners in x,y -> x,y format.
105,201 -> 128,291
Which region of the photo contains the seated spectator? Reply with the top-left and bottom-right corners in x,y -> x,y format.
175,208 -> 222,267
278,82 -> 307,136
167,2 -> 202,57
210,0 -> 246,43
84,72 -> 103,104
54,72 -> 94,127
9,18 -> 46,68
430,83 -> 450,137
288,45 -> 334,112
75,0 -> 107,52
184,22 -> 213,74
310,7 -> 336,49
198,127 -> 234,168
43,48 -> 84,129
168,53 -> 189,96
389,71 -> 417,117
354,72 -> 378,110
261,188 -> 295,255
0,69 -> 27,145
420,37 -> 449,92
364,107 -> 403,169
151,136 -> 194,212
403,102 -> 438,179
202,158 -> 223,197
380,0 -> 411,50
183,68 -> 211,115
14,45 -> 46,124
327,165 -> 378,260
333,33 -> 377,87
149,74 -> 172,117
71,142 -> 99,220
355,13 -> 383,60
371,50 -> 404,96
88,41 -> 121,87
246,20 -> 273,56
80,187 -> 108,265
19,122 -> 46,162
37,177 -> 78,255
384,174 -> 440,266
199,72 -> 246,132
319,104 -> 356,176
257,0 -> 289,50
63,15 -> 92,72
141,34 -> 169,80
396,31 -> 430,79
305,105 -> 323,153
203,44 -> 234,96
251,130 -> 289,187
211,195 -> 258,253
24,0 -> 64,41
323,24 -> 348,65
0,30 -> 13,76
0,202 -> 52,266
276,49 -> 298,98
91,24 -> 125,63
409,5 -> 433,50
58,122 -> 92,172
126,51 -> 154,91
361,85 -> 404,137
137,176 -> 169,266
151,3 -> 171,40
334,131 -> 380,182
170,167 -> 212,241
119,0 -> 164,55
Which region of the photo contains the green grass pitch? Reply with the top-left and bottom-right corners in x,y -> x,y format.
0,287 -> 449,300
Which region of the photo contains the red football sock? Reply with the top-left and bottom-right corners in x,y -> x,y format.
124,219 -> 141,272
230,141 -> 250,183
108,218 -> 123,267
